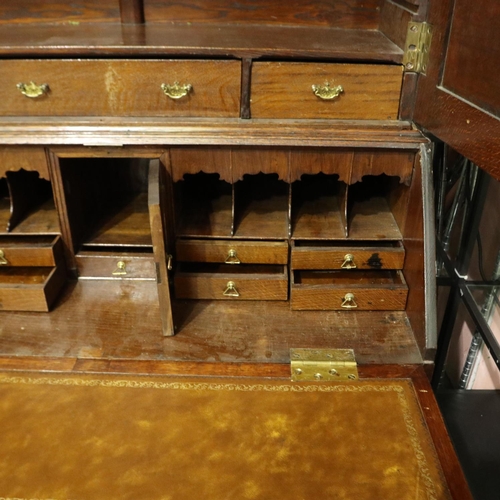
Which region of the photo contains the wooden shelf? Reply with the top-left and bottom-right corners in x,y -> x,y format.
0,280 -> 422,365
348,196 -> 403,240
83,192 -> 152,248
0,23 -> 404,62
0,198 -> 60,235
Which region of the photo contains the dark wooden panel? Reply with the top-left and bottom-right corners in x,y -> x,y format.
144,0 -> 381,29
119,0 -> 144,23
0,0 -> 120,24
414,0 -> 500,179
0,146 -> 49,181
442,0 -> 500,119
0,23 -> 404,62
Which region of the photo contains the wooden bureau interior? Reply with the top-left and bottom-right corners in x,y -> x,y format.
0,0 -> 435,367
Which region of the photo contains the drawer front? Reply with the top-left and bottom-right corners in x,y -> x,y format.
0,60 -> 241,117
251,62 -> 402,120
76,253 -> 156,280
0,265 -> 65,312
0,236 -> 63,267
175,265 -> 288,300
291,243 -> 405,270
176,239 -> 289,265
291,270 -> 408,311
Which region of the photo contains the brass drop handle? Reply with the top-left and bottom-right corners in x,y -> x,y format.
225,249 -> 241,265
161,82 -> 192,100
17,81 -> 50,98
312,82 -> 344,100
341,253 -> 356,269
341,293 -> 358,309
0,250 -> 8,265
223,281 -> 240,297
167,254 -> 173,271
112,261 -> 127,276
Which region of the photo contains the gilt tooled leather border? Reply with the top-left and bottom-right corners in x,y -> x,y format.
0,375 -> 444,500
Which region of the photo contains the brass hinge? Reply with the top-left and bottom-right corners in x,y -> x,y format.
290,348 -> 359,382
403,22 -> 433,74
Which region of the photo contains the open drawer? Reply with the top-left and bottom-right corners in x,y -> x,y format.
0,265 -> 66,311
174,263 -> 288,300
291,269 -> 408,311
0,235 -> 63,267
291,240 -> 405,270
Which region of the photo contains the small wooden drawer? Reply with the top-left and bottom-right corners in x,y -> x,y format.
176,239 -> 289,265
291,270 -> 408,311
75,252 -> 156,280
174,263 -> 288,300
291,241 -> 405,270
251,62 -> 403,120
0,235 -> 63,267
0,60 -> 241,117
0,265 -> 65,312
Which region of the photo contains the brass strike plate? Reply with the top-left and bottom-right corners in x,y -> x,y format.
290,348 -> 359,382
403,21 -> 433,74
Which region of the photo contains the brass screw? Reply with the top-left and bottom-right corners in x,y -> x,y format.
314,373 -> 323,380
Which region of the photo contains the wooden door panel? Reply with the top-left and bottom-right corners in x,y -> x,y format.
414,0 -> 500,179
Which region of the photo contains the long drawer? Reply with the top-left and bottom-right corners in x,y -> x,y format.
251,62 -> 403,120
0,235 -> 63,267
176,239 -> 289,265
174,264 -> 288,300
291,241 -> 405,270
0,60 -> 241,117
290,269 -> 408,311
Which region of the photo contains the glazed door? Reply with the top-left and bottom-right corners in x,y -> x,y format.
414,0 -> 500,178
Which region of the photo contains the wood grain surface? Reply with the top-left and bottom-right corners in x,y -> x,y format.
75,251 -> 156,279
291,241 -> 405,270
291,269 -> 408,311
0,235 -> 61,267
176,239 -> 289,265
0,60 -> 241,118
251,62 -> 403,120
144,0 -> 381,29
0,146 -> 49,181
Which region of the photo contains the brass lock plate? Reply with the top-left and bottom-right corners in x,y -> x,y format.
290,348 -> 359,382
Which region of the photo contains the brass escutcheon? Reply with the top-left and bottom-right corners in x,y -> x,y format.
341,293 -> 358,309
161,82 -> 192,100
223,281 -> 240,297
17,81 -> 49,98
112,261 -> 127,276
311,82 -> 344,100
225,249 -> 241,265
0,250 -> 8,265
341,253 -> 356,269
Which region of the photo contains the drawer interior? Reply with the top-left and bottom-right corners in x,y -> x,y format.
0,266 -> 55,285
293,269 -> 405,286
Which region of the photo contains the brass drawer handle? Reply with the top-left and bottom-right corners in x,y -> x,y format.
161,82 -> 192,100
341,253 -> 356,269
0,250 -> 8,265
225,249 -> 241,265
112,261 -> 127,276
17,81 -> 49,98
312,82 -> 343,100
341,293 -> 358,309
167,254 -> 173,271
223,281 -> 240,297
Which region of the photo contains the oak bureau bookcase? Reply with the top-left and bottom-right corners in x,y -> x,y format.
1,0 -> 498,497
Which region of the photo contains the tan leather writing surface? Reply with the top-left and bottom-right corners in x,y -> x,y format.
0,372 -> 451,499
